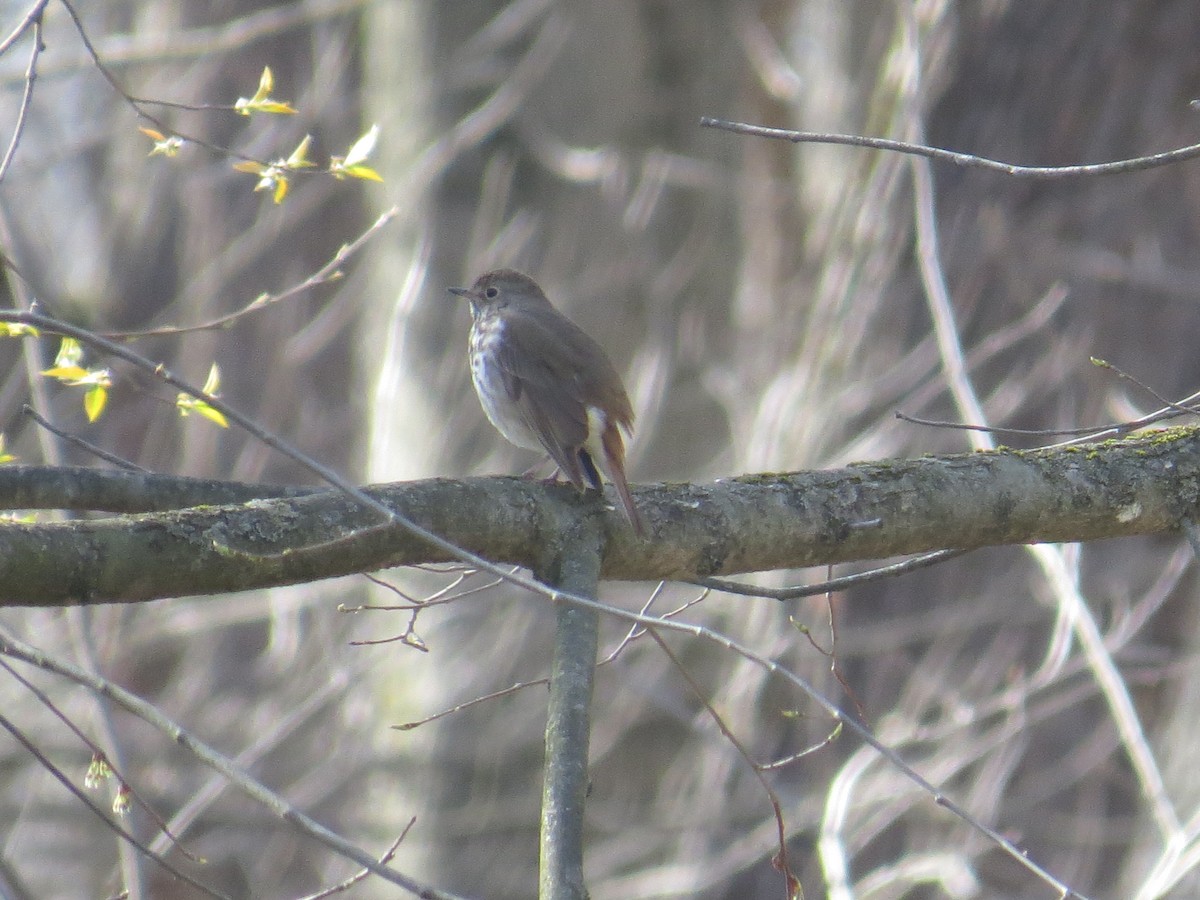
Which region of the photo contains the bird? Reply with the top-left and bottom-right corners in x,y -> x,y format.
450,269 -> 645,536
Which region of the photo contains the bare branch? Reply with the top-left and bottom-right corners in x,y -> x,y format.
700,116 -> 1200,179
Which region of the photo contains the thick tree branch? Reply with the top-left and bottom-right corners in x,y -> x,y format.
0,464 -> 317,511
0,428 -> 1197,606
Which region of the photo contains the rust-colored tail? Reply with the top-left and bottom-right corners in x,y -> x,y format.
599,422 -> 645,538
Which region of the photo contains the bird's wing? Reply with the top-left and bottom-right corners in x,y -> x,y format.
494,311 -> 592,486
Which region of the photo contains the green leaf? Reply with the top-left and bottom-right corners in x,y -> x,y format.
84,384 -> 108,422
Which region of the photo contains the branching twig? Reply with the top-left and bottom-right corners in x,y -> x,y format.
55,0 -> 274,164
0,8 -> 42,182
0,0 -> 48,57
392,582 -> 702,732
0,626 -> 468,900
0,711 -> 228,899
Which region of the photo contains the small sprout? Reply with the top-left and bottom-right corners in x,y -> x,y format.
84,382 -> 109,422
0,435 -> 14,464
233,135 -> 314,204
0,322 -> 38,337
85,753 -> 112,789
232,160 -> 288,203
263,170 -> 289,204
112,784 -> 132,817
234,67 -> 297,116
403,631 -> 428,652
42,338 -> 111,422
330,124 -> 383,182
176,364 -> 229,428
43,336 -> 84,375
139,127 -> 184,158
283,134 -> 314,170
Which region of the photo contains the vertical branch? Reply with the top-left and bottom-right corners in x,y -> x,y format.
538,515 -> 603,900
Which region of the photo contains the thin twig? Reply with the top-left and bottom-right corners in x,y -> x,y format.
695,550 -> 966,600
56,0 -> 257,162
23,404 -> 148,471
700,116 -> 1200,179
103,208 -> 398,339
646,628 -> 801,899
297,819 -> 415,900
392,582 -> 700,732
0,0 -> 48,57
0,10 -> 41,183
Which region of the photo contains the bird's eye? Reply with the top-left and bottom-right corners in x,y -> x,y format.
484,287 -> 499,299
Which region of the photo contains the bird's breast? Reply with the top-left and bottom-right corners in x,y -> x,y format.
469,318 -> 543,451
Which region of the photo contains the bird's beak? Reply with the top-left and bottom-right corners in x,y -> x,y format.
448,286 -> 472,298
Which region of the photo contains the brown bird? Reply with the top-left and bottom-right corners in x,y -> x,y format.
450,269 -> 645,536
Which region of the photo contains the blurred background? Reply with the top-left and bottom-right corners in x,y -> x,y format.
2,1 -> 1200,898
